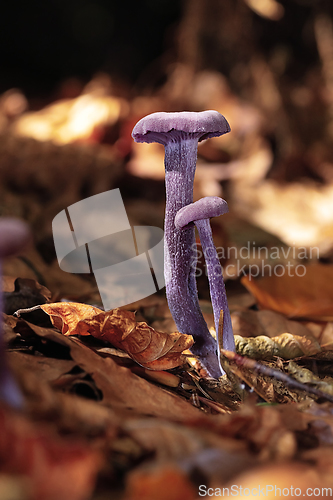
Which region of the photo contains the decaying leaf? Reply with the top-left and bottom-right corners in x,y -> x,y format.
3,277 -> 53,330
210,402 -> 297,461
124,463 -> 197,500
231,309 -> 314,339
222,349 -> 333,404
225,463 -> 323,499
8,351 -> 76,383
301,447 -> 333,487
241,264 -> 333,320
3,276 -> 51,299
16,320 -> 202,422
0,404 -> 101,500
39,303 -> 193,370
3,247 -> 99,302
286,361 -> 333,397
235,332 -> 321,360
244,0 -> 284,21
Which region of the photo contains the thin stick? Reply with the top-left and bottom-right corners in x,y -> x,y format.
222,349 -> 333,404
13,305 -> 42,317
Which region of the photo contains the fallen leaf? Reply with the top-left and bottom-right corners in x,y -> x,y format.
235,332 -> 321,360
222,349 -> 333,405
68,336 -> 203,421
124,463 -> 197,500
223,463 -> 322,500
241,264 -> 333,320
16,320 -> 203,422
122,418 -> 246,463
0,405 -> 101,500
123,419 -> 205,461
209,403 -> 297,460
244,0 -> 284,20
231,309 -> 314,339
3,248 -> 99,302
286,361 -> 333,397
7,351 -> 76,383
2,276 -> 51,298
3,314 -> 18,343
12,88 -> 125,145
3,277 -> 51,321
232,179 -> 333,252
40,303 -> 193,370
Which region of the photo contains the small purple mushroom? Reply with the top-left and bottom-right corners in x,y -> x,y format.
132,111 -> 230,378
175,197 -> 235,369
0,218 -> 31,408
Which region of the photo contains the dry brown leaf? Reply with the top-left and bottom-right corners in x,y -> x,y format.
124,463 -> 197,500
40,303 -> 193,370
301,448 -> 333,488
12,89 -> 125,145
210,403 -> 297,460
286,361 -> 333,397
224,463 -> 323,499
2,276 -> 51,298
67,336 -> 204,421
9,351 -> 120,440
7,351 -> 76,383
232,180 -> 333,253
16,320 -> 202,422
3,247 -> 98,302
231,309 -> 314,339
244,0 -> 284,20
0,405 -> 101,500
123,419 -> 205,461
241,264 -> 333,320
235,333 -> 321,360
3,277 -> 51,316
122,418 -> 246,467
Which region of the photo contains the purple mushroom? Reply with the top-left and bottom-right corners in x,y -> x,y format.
0,218 -> 31,408
175,197 -> 235,370
132,111 -> 230,378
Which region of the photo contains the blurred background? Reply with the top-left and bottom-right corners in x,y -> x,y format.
1,0 -> 333,302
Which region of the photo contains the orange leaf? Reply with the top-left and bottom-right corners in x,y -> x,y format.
241,264 -> 333,320
124,464 -> 197,500
0,405 -> 101,500
40,303 -> 193,370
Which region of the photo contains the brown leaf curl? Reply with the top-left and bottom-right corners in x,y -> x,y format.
40,303 -> 193,370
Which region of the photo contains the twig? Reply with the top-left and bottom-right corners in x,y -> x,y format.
222,349 -> 333,404
13,305 -> 42,317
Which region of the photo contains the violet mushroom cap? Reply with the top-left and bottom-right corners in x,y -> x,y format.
175,197 -> 229,229
132,110 -> 230,144
132,111 -> 230,378
0,218 -> 31,408
0,218 -> 31,257
175,197 -> 235,363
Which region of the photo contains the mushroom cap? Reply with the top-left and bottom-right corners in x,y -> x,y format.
175,197 -> 228,229
0,218 -> 31,257
132,110 -> 230,144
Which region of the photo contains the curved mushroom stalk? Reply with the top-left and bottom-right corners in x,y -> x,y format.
175,197 -> 235,371
0,218 -> 31,408
132,111 -> 230,378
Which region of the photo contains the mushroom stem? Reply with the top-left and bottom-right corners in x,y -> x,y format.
164,139 -> 222,378
195,218 -> 235,355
